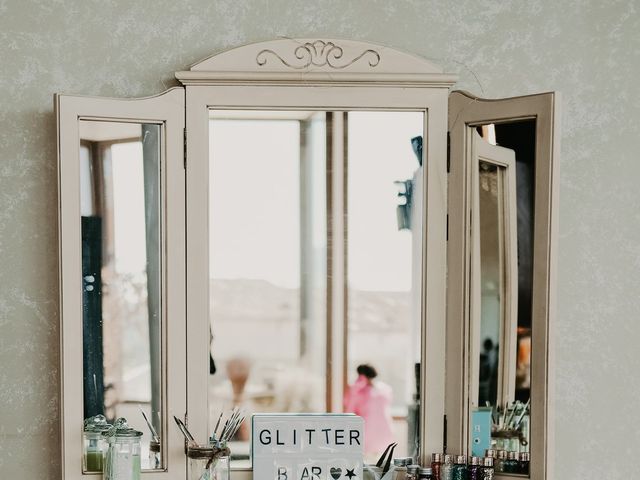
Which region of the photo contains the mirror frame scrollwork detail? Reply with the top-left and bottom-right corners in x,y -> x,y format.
256,39 -> 381,70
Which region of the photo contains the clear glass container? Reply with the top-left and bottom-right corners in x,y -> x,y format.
149,440 -> 161,469
187,444 -> 230,480
212,455 -> 230,480
83,414 -> 110,472
102,418 -> 143,480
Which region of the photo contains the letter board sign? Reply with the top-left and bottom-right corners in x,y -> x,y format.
252,414 -> 364,480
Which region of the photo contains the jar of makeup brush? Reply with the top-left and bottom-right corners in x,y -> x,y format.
149,440 -> 161,469
187,443 -> 230,480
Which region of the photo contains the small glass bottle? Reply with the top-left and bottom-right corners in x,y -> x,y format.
453,455 -> 467,480
518,452 -> 530,475
442,454 -> 455,480
407,464 -> 420,480
83,414 -> 110,472
503,452 -> 518,474
481,457 -> 494,480
102,418 -> 143,480
484,450 -> 496,461
495,451 -> 507,473
392,458 -> 409,480
149,440 -> 161,469
431,453 -> 443,480
418,467 -> 434,480
468,457 -> 482,480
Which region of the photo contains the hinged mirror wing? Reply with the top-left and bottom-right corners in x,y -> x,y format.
447,91 -> 560,480
56,89 -> 186,480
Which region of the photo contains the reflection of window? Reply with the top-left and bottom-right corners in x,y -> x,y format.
80,132 -> 158,412
208,111 -> 424,464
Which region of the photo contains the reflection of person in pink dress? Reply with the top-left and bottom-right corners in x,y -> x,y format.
344,364 -> 394,457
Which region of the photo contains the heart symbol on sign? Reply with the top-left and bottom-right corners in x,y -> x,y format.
330,467 -> 343,480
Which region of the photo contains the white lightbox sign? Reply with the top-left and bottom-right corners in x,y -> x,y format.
252,414 -> 364,480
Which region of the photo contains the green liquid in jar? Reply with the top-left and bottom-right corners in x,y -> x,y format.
132,454 -> 141,480
85,450 -> 103,471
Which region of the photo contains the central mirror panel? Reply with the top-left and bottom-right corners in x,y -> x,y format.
208,110 -> 425,467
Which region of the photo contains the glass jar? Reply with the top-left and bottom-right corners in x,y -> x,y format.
83,414 -> 110,472
407,464 -> 419,480
418,467 -> 433,480
187,444 -> 230,480
453,456 -> 467,480
102,418 -> 143,480
212,454 -> 230,480
495,451 -> 507,473
481,457 -> 494,480
431,453 -> 443,480
442,454 -> 454,480
149,440 -> 161,469
392,458 -> 408,480
468,457 -> 482,480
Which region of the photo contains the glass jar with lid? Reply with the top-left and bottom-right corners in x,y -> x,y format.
83,414 -> 110,472
102,418 -> 143,480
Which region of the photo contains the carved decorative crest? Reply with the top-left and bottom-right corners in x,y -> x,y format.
256,40 -> 381,70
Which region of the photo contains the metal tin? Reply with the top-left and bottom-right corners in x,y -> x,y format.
484,449 -> 497,458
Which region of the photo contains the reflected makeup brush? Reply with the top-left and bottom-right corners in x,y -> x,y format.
139,405 -> 159,442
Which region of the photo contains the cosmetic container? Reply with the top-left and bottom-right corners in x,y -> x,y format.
495,451 -> 507,473
392,458 -> 408,480
442,454 -> 454,480
468,457 -> 482,480
503,452 -> 518,474
418,467 -> 433,480
102,418 -> 143,480
517,452 -> 530,475
149,440 -> 161,469
407,464 -> 419,480
83,414 -> 110,472
453,455 -> 468,480
431,453 -> 443,480
481,457 -> 494,480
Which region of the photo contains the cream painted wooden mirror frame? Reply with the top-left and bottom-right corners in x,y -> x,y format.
56,38 -> 559,480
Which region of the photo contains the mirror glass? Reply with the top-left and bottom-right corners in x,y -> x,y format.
79,120 -> 163,471
473,123 -> 536,473
208,110 -> 424,467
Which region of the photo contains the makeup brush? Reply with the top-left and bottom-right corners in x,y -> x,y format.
505,401 -> 520,429
139,405 -> 159,442
173,416 -> 195,444
513,398 -> 531,430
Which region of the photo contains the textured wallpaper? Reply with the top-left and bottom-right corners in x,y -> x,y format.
0,1 -> 639,479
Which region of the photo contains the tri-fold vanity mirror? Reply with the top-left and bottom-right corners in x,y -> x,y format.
57,38 -> 558,480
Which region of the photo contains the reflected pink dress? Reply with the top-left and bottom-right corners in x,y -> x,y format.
344,375 -> 394,454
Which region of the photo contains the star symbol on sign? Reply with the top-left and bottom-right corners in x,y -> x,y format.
345,469 -> 356,480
